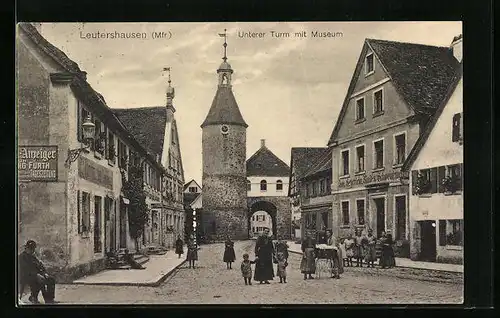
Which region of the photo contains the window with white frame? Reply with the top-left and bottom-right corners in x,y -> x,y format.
260,180 -> 267,191
439,219 -> 463,246
312,181 -> 317,196
341,149 -> 350,176
374,89 -> 383,113
341,201 -> 350,226
356,98 -> 365,120
276,180 -> 283,191
394,133 -> 406,165
365,53 -> 374,74
374,139 -> 384,169
355,145 -> 365,173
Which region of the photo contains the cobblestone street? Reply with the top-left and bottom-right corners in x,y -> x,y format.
55,241 -> 463,304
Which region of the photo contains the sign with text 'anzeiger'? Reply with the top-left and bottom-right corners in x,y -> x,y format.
18,145 -> 58,182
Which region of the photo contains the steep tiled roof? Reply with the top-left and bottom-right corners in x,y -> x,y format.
402,64 -> 463,171
302,147 -> 333,180
290,147 -> 327,178
183,193 -> 200,209
18,23 -> 165,172
112,107 -> 167,156
201,86 -> 248,128
246,146 -> 290,177
328,38 -> 461,146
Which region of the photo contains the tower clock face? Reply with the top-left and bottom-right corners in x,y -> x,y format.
220,124 -> 229,134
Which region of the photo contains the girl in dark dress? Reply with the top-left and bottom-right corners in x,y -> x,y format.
175,236 -> 184,258
254,228 -> 275,284
223,235 -> 236,269
379,231 -> 394,269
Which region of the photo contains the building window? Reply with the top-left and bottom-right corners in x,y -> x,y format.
94,196 -> 102,253
413,168 -> 439,195
276,180 -> 283,191
439,220 -> 447,246
374,89 -> 383,114
78,103 -> 92,142
394,133 -> 406,165
341,149 -> 349,176
355,145 -> 365,173
260,180 -> 267,191
341,201 -> 350,226
374,139 -> 384,169
395,195 -> 406,240
452,113 -> 462,142
108,132 -> 116,163
304,183 -> 309,198
365,53 -> 374,74
356,199 -> 365,225
320,179 -> 326,194
189,186 -> 197,193
94,118 -> 105,155
311,181 -> 317,196
262,215 -> 266,221
446,219 -> 463,246
80,191 -> 91,234
252,227 -> 255,232
326,177 -> 331,193
356,98 -> 365,120
118,140 -> 128,169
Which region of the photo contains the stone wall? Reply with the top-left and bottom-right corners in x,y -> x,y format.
247,196 -> 291,240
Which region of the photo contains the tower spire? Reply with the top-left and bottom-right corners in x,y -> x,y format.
219,29 -> 228,62
163,67 -> 175,111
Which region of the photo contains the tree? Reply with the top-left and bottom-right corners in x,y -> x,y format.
121,164 -> 149,252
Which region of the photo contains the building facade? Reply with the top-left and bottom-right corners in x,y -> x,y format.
201,40 -> 248,241
17,23 -> 175,281
328,38 -> 460,257
288,147 -> 326,240
403,35 -> 463,264
247,139 -> 291,239
299,148 -> 332,240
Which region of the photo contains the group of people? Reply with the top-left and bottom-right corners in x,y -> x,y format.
175,235 -> 198,268
300,229 -> 344,279
340,228 -> 396,269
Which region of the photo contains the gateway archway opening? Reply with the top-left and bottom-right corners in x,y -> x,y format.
248,201 -> 277,239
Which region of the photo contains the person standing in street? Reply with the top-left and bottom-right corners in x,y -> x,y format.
275,236 -> 289,261
364,229 -> 377,268
223,235 -> 236,269
240,253 -> 256,285
300,235 -> 316,280
254,227 -> 275,284
186,236 -> 198,269
344,232 -> 355,267
175,235 -> 184,259
353,228 -> 365,267
325,229 -> 343,279
276,252 -> 288,283
18,240 -> 56,304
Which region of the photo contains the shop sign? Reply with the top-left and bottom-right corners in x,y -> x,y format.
338,171 -> 409,189
18,145 -> 58,182
78,156 -> 113,189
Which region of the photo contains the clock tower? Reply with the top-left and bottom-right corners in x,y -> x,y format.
201,30 -> 248,241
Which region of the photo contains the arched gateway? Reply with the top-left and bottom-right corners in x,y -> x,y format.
247,197 -> 291,240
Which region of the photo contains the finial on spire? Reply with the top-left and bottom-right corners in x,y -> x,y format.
218,29 -> 228,62
163,67 -> 172,86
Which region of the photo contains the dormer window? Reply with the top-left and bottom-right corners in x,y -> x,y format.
365,53 -> 374,75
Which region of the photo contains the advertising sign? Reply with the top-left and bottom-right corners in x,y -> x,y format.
18,145 -> 58,182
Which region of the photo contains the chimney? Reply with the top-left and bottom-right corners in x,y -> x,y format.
450,34 -> 463,63
260,139 -> 266,148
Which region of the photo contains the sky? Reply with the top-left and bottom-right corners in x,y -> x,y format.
40,21 -> 461,184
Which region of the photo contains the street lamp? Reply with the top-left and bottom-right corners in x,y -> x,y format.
65,115 -> 95,167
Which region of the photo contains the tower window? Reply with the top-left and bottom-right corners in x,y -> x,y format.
260,180 -> 267,191
276,180 -> 283,191
247,180 -> 251,191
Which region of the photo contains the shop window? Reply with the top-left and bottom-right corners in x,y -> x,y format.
276,180 -> 283,191
356,199 -> 365,225
341,201 -> 350,226
395,195 -> 406,240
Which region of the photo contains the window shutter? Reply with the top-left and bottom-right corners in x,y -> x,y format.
411,170 -> 418,195
77,102 -> 82,142
452,113 -> 461,142
439,220 -> 446,246
77,191 -> 81,233
430,168 -> 438,193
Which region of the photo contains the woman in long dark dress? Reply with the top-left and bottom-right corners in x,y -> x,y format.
223,235 -> 236,269
379,231 -> 394,269
175,236 -> 184,258
300,235 -> 316,280
254,228 -> 275,284
186,237 -> 198,269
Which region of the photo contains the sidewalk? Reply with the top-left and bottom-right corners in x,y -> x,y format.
72,248 -> 196,287
286,241 -> 463,273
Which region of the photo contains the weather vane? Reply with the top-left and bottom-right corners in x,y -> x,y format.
218,29 -> 228,62
162,67 -> 171,85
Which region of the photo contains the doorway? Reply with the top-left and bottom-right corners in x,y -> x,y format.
374,197 -> 385,237
420,221 -> 437,261
119,203 -> 127,249
104,198 -> 115,253
94,196 -> 102,253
